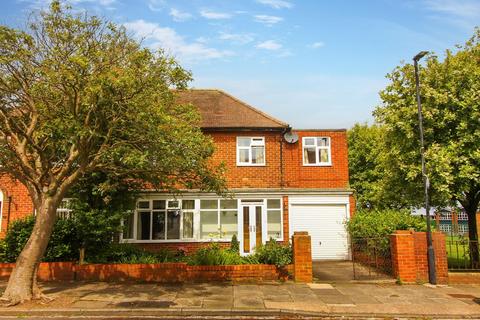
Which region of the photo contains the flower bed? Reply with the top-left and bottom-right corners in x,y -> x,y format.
0,262 -> 293,283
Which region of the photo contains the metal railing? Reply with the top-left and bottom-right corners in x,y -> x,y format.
446,238 -> 480,271
351,237 -> 393,280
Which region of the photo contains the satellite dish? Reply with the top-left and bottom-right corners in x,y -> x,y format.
283,131 -> 299,144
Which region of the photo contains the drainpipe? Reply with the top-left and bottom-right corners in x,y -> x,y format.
280,128 -> 290,188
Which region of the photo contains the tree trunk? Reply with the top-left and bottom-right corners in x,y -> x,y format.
463,189 -> 480,269
1,197 -> 58,305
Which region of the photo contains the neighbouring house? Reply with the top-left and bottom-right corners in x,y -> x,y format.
0,89 -> 354,260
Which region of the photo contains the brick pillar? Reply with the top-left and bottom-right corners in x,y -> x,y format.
390,230 -> 416,283
292,231 -> 312,283
432,232 -> 449,284
390,230 -> 449,284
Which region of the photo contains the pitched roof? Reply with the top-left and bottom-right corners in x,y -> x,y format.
174,89 -> 289,129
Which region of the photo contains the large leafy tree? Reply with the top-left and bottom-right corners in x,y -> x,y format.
373,29 -> 480,261
348,123 -> 385,209
0,2 -> 224,304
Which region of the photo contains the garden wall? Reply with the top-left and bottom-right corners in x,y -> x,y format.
0,262 -> 292,283
390,230 -> 448,284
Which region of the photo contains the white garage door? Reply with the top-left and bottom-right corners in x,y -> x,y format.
291,204 -> 349,260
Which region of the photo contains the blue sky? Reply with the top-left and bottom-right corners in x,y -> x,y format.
1,0 -> 478,128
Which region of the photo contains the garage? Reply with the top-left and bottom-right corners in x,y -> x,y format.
290,200 -> 350,260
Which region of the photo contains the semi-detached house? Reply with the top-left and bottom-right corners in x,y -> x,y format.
0,89 -> 354,260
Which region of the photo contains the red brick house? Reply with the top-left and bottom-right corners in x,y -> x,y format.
0,89 -> 354,260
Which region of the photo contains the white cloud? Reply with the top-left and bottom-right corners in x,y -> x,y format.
256,40 -> 282,50
219,32 -> 255,45
200,9 -> 232,20
254,15 -> 283,26
309,41 -> 325,48
195,36 -> 209,44
256,0 -> 293,9
169,8 -> 192,22
123,20 -> 233,62
423,0 -> 480,18
147,0 -> 165,11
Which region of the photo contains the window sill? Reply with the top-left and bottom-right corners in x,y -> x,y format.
302,163 -> 332,167
120,239 -> 232,244
236,164 -> 266,167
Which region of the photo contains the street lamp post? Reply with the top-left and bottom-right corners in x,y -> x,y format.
413,51 -> 437,285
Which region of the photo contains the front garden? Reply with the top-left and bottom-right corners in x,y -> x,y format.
0,216 -> 292,268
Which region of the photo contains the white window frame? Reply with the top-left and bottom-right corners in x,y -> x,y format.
56,198 -> 73,219
120,197 -> 284,244
128,199 -> 197,243
236,137 -> 266,166
302,137 -> 332,166
200,199 -> 239,241
266,199 -> 283,241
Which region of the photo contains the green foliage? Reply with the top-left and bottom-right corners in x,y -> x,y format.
2,216 -> 35,262
254,238 -> 293,267
230,234 -> 240,253
347,209 -> 427,239
348,123 -> 387,208
1,216 -> 79,262
44,218 -> 79,262
372,28 -> 480,218
86,243 -> 183,264
187,243 -> 246,266
0,1 -> 226,275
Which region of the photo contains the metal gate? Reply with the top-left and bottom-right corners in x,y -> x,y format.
351,237 -> 393,280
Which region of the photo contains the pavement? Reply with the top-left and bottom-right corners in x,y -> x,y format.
1,280 -> 480,318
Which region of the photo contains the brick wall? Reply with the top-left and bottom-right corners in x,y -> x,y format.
292,231 -> 312,283
390,230 -> 448,284
0,175 -> 34,238
283,130 -> 349,189
0,262 -> 293,283
207,130 -> 349,190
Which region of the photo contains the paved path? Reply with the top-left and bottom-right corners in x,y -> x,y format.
1,280 -> 480,318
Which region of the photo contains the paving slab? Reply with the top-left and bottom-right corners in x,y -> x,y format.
307,283 -> 334,289
233,296 -> 265,309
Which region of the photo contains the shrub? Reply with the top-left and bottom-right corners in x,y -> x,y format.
187,243 -> 246,266
2,216 -> 80,263
230,234 -> 240,253
254,238 -> 292,267
2,216 -> 35,262
0,240 -> 7,263
347,209 -> 427,239
87,243 -> 183,264
347,209 -> 427,254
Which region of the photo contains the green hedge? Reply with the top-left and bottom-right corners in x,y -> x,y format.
347,209 -> 427,239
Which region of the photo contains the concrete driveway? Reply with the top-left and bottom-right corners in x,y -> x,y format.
313,260 -> 394,282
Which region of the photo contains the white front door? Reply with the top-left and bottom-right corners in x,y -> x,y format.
240,203 -> 265,255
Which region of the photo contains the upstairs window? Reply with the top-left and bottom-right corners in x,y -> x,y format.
237,137 -> 265,166
303,137 -> 331,166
